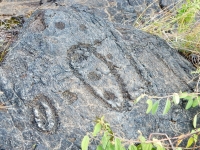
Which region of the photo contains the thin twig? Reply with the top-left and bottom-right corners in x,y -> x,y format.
149,133 -> 175,150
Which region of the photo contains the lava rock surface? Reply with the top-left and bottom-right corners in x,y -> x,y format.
0,4 -> 198,150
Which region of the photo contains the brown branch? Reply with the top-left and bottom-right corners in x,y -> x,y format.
149,133 -> 175,150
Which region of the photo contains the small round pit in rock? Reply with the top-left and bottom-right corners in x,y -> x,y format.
55,22 -> 65,30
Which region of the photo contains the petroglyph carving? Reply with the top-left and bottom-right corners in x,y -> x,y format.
67,43 -> 131,110
31,95 -> 58,133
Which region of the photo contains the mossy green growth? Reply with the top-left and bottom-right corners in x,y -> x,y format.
0,49 -> 8,63
0,17 -> 21,29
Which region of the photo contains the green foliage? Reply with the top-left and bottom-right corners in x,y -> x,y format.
81,117 -> 166,150
0,49 -> 8,63
81,116 -> 200,149
128,145 -> 137,150
132,90 -> 200,149
185,129 -> 199,148
137,91 -> 200,115
146,99 -> 153,114
163,99 -> 171,115
134,94 -> 146,104
151,101 -> 159,115
0,17 -> 21,29
81,135 -> 90,150
93,123 -> 102,136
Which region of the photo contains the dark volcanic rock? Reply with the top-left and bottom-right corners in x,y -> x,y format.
0,0 -> 185,28
0,5 -> 197,149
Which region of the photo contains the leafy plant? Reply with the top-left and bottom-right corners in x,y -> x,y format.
134,91 -> 200,115
81,116 -> 200,149
81,116 -> 166,150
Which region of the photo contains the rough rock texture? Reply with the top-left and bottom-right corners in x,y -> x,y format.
0,0 -> 184,24
0,4 -> 198,150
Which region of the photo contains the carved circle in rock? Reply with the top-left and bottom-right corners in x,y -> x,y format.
31,95 -> 58,133
55,22 -> 65,30
87,71 -> 101,81
62,90 -> 78,105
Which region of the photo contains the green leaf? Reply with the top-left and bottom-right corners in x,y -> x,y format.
96,145 -> 103,150
115,138 -> 125,150
128,145 -> 137,150
193,134 -> 198,143
193,114 -> 197,128
138,135 -> 146,143
173,93 -> 180,104
81,135 -> 90,150
185,98 -> 193,109
163,99 -> 171,115
184,96 -> 191,101
134,94 -> 145,104
192,97 -> 199,107
154,144 -> 165,150
186,137 -> 194,148
179,92 -> 188,98
106,141 -> 115,150
137,144 -> 142,150
141,143 -> 153,150
102,131 -> 110,149
152,101 -> 159,115
93,123 -> 101,136
146,99 -> 153,114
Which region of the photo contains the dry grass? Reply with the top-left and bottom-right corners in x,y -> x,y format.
134,0 -> 200,56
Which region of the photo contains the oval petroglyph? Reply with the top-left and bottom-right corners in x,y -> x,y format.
67,43 -> 131,110
31,95 -> 58,133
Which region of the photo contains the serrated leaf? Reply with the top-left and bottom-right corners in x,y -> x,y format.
163,99 -> 171,115
179,92 -> 188,98
92,123 -> 101,136
152,101 -> 159,115
81,135 -> 90,150
186,137 -> 194,148
185,98 -> 193,109
128,145 -> 137,150
193,114 -> 197,128
141,143 -> 153,150
173,93 -> 180,104
192,98 -> 199,107
146,99 -> 153,114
